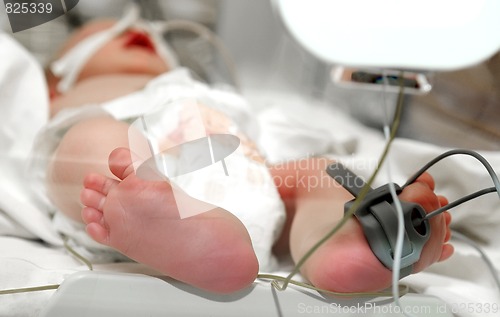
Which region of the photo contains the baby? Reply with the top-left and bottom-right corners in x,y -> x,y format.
42,19 -> 453,294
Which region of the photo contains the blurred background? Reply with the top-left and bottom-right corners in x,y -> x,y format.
1,0 -> 499,150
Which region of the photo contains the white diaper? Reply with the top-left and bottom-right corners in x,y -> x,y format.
31,69 -> 285,271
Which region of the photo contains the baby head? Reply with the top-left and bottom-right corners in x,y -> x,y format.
47,19 -> 171,99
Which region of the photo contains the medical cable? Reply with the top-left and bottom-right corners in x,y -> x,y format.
62,235 -> 93,271
385,96 -> 499,313
380,72 -> 419,317
257,274 -> 409,298
402,149 -> 500,223
403,149 -> 500,198
392,116 -> 500,313
423,187 -> 497,221
268,70 -> 406,295
385,149 -> 417,317
0,284 -> 59,296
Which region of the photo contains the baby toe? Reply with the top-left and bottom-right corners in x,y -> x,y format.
108,148 -> 136,180
86,222 -> 110,246
80,188 -> 106,211
439,244 -> 454,262
82,206 -> 103,225
83,173 -> 117,196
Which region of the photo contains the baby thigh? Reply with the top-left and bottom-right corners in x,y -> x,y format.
47,115 -> 130,223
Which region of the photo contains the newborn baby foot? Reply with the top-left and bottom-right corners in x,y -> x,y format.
298,173 -> 454,293
80,148 -> 258,293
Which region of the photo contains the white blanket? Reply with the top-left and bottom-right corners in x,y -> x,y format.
0,33 -> 499,317
0,32 -> 61,245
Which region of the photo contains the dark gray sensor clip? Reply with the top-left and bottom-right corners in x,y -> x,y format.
326,163 -> 430,278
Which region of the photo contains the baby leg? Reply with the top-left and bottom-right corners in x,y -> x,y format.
81,148 -> 258,293
272,158 -> 453,293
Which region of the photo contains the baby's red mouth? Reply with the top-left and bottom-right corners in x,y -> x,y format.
124,31 -> 156,54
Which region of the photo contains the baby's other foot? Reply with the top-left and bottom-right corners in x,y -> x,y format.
80,148 -> 258,293
299,174 -> 453,293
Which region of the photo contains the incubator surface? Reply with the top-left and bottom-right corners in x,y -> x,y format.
41,271 -> 454,317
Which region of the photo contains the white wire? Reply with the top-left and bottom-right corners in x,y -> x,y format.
380,71 -> 419,317
380,77 -> 500,315
383,126 -> 419,317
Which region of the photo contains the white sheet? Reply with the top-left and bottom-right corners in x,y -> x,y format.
0,35 -> 499,316
0,32 -> 61,245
